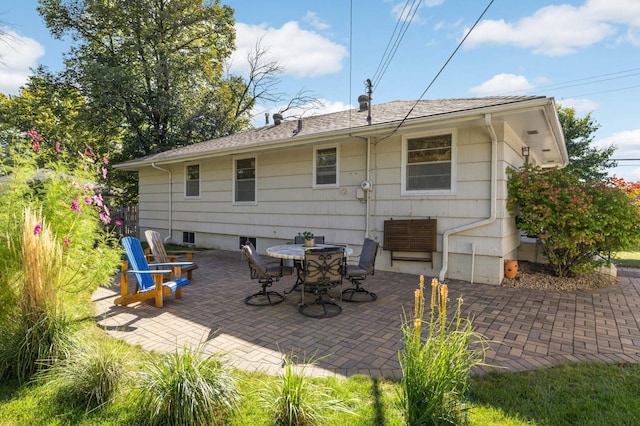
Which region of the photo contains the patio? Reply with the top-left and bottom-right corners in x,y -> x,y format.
92,249 -> 640,379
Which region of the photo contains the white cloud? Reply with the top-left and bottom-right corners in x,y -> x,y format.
0,30 -> 45,95
595,128 -> 640,181
556,98 -> 599,114
228,21 -> 348,78
462,0 -> 640,56
469,73 -> 535,96
303,11 -> 330,31
595,129 -> 640,156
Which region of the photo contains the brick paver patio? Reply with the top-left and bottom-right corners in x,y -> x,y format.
92,249 -> 640,379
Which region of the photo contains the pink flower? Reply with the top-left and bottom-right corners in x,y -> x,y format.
27,128 -> 42,142
70,196 -> 82,215
102,167 -> 108,179
33,140 -> 39,152
99,212 -> 110,224
55,142 -> 61,153
33,224 -> 42,235
103,157 -> 109,165
115,219 -> 122,226
64,236 -> 70,247
84,196 -> 93,205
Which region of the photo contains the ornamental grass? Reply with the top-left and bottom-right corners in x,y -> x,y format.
397,276 -> 487,425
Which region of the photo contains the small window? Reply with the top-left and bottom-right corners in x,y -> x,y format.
402,133 -> 455,194
239,236 -> 256,250
185,164 -> 200,197
234,157 -> 256,203
182,231 -> 195,245
314,146 -> 338,187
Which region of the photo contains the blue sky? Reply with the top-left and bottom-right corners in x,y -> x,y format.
2,0 -> 639,181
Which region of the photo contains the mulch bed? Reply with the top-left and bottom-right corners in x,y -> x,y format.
501,261 -> 617,291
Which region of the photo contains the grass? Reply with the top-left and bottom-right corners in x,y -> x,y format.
2,361 -> 640,425
612,250 -> 640,268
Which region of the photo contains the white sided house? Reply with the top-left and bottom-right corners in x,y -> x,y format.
114,96 -> 567,285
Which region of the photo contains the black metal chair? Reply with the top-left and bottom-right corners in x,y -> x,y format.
288,235 -> 326,294
299,247 -> 344,318
342,238 -> 379,302
241,242 -> 291,306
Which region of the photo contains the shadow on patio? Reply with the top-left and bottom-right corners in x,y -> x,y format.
92,249 -> 640,379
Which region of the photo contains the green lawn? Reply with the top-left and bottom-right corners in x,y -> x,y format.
612,250 -> 640,268
2,360 -> 640,425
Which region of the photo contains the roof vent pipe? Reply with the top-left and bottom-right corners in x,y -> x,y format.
273,113 -> 283,125
265,112 -> 269,125
358,95 -> 369,112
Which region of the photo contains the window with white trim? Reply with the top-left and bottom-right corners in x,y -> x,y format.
313,146 -> 338,187
402,133 -> 454,194
185,164 -> 200,197
234,157 -> 256,203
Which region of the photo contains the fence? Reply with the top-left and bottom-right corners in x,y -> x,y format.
111,204 -> 138,238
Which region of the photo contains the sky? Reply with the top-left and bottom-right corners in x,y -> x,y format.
1,0 -> 639,181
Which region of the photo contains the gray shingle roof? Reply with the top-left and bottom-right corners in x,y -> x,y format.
115,96 -> 545,168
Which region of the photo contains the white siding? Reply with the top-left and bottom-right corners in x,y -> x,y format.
137,123 -> 523,285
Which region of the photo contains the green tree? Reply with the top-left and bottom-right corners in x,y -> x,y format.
38,0 -> 252,160
557,105 -> 617,182
0,67 -> 121,171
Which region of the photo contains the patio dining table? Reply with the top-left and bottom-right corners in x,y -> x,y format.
266,244 -> 353,294
266,243 -> 353,260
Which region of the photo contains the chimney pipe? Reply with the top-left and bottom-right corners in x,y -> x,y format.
265,112 -> 269,125
273,113 -> 283,125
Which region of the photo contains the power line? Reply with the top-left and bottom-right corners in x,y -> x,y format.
504,68 -> 640,95
379,0 -> 495,141
371,0 -> 423,90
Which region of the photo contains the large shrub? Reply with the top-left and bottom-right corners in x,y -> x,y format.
0,128 -> 122,382
507,165 -> 640,277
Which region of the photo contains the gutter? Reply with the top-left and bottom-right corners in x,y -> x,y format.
439,114 -> 498,282
151,163 -> 173,243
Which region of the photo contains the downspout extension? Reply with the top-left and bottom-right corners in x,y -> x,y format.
151,163 -> 173,243
439,114 -> 498,282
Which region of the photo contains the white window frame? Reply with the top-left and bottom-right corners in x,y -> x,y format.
313,144 -> 339,189
401,130 -> 456,196
185,163 -> 200,198
233,155 -> 257,204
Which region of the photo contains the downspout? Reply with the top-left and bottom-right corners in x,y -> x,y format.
439,114 -> 498,282
151,163 -> 173,243
365,136 -> 372,238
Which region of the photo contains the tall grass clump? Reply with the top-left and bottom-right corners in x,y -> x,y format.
397,276 -> 486,425
36,333 -> 132,410
259,352 -> 355,425
0,208 -> 73,383
135,343 -> 239,426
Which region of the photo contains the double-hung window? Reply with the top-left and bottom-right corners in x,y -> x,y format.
185,164 -> 200,197
402,132 -> 455,195
313,146 -> 338,188
234,157 -> 256,203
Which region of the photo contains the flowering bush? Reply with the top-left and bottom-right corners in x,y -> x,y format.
0,127 -> 122,381
507,165 -> 640,277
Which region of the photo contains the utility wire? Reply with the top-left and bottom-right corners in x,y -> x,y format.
372,0 -> 423,90
503,68 -> 640,96
379,0 -> 495,141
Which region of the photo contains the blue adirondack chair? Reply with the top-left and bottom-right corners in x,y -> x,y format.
114,236 -> 192,308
